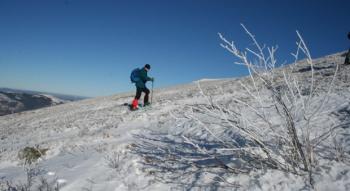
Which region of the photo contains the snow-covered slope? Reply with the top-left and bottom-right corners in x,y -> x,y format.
0,52 -> 349,190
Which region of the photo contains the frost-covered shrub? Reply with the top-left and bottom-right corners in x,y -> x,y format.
182,24 -> 347,187
18,146 -> 49,164
104,151 -> 126,172
0,165 -> 60,191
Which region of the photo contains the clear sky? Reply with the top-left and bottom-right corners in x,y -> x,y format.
0,0 -> 349,97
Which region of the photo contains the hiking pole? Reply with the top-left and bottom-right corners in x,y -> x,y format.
151,80 -> 154,104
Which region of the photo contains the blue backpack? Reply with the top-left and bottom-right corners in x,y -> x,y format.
130,68 -> 140,83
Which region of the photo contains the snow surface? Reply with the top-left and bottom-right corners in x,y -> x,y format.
0,52 -> 350,190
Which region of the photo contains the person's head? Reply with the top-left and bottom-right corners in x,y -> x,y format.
144,64 -> 151,71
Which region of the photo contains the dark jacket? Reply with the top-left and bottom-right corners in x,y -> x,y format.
136,68 -> 152,89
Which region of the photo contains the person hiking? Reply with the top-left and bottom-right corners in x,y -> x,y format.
344,32 -> 350,65
130,64 -> 154,110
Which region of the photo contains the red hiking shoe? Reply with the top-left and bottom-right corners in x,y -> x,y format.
131,99 -> 139,110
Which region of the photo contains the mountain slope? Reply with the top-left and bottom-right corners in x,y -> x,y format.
0,89 -> 88,116
0,91 -> 68,116
0,52 -> 349,190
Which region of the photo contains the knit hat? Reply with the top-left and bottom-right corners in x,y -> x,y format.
145,64 -> 151,70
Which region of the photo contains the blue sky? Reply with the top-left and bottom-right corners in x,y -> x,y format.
0,0 -> 349,97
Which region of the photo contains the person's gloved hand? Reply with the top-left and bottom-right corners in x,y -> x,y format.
150,77 -> 155,82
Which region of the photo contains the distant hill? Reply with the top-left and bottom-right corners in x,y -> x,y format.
0,88 -> 87,116
0,88 -> 87,101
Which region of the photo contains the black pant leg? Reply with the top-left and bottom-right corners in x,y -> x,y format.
135,87 -> 142,100
345,49 -> 350,65
143,88 -> 150,104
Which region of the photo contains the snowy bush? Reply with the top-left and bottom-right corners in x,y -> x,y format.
180,24 -> 348,187
18,146 -> 49,165
104,151 -> 126,172
0,165 -> 59,191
